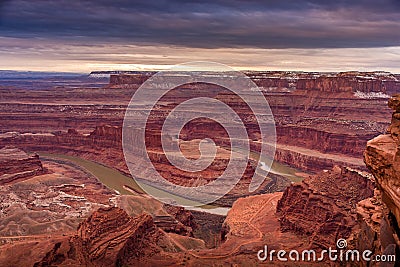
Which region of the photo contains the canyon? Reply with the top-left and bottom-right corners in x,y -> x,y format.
1,71 -> 397,194
0,71 -> 400,266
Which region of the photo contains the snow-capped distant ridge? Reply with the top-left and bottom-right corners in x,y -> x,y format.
88,71 -> 155,78
354,91 -> 390,99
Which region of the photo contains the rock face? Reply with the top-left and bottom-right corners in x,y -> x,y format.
109,70 -> 400,94
355,188 -> 388,264
273,143 -> 365,172
296,75 -> 388,93
109,73 -> 151,88
77,208 -> 160,266
365,95 -> 400,225
163,204 -> 197,234
0,126 -> 129,174
276,166 -> 375,249
0,146 -> 44,184
35,207 -> 177,267
276,125 -> 376,157
90,125 -> 122,142
363,94 -> 400,262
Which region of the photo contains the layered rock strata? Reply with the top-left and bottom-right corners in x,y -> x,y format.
362,94 -> 400,263
277,166 -> 375,249
108,70 -> 400,94
0,146 -> 44,184
0,126 -> 290,206
1,71 -> 397,174
34,207 -> 180,267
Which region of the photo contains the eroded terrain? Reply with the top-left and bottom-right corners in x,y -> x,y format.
1,72 -> 400,266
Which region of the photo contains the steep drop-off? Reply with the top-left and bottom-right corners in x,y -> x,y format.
34,207 -> 181,267
362,95 -> 400,262
0,146 -> 44,184
277,166 -> 375,249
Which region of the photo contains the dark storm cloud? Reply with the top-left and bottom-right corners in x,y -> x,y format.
0,0 -> 399,48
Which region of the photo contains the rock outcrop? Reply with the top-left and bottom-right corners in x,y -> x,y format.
163,204 -> 197,234
34,207 -> 178,267
365,95 -> 400,225
362,94 -> 400,262
0,146 -> 44,184
354,188 -> 388,264
296,74 -> 388,93
277,166 -> 375,249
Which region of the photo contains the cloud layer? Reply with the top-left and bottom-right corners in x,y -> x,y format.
1,0 -> 400,48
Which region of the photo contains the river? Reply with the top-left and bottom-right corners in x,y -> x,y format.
39,152 -> 304,216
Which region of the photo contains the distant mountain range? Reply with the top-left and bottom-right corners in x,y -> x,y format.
0,70 -> 85,79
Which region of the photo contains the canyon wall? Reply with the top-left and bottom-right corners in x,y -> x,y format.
106,71 -> 396,165
369,95 -> 400,219
0,126 -> 289,206
296,76 -> 387,93
275,95 -> 400,262
34,207 -> 182,267
109,73 -> 151,88
107,71 -> 400,94
361,95 -> 400,263
364,94 -> 400,223
276,166 -> 375,249
108,70 -> 400,94
1,71 -> 397,174
0,146 -> 44,184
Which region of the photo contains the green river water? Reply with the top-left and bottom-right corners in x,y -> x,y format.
39,152 -> 304,212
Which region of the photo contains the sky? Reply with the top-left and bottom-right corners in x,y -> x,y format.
0,0 -> 399,73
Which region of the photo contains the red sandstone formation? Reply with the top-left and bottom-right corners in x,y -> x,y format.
34,207 -> 180,267
1,73 -> 400,266
276,166 -> 375,249
297,75 -> 384,93
365,95 -> 400,224
108,70 -> 400,94
354,188 -> 388,264
163,204 -> 197,231
362,95 -> 400,261
0,146 -> 44,184
109,73 -> 151,88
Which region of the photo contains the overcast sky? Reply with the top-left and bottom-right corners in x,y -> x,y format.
0,0 -> 399,73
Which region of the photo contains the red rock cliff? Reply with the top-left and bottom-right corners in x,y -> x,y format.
277,166 -> 374,249
109,71 -> 400,94
34,207 -> 178,267
364,95 -> 400,224
0,146 -> 44,184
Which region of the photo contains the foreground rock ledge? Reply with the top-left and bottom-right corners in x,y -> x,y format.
364,94 -> 400,225
363,94 -> 400,264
